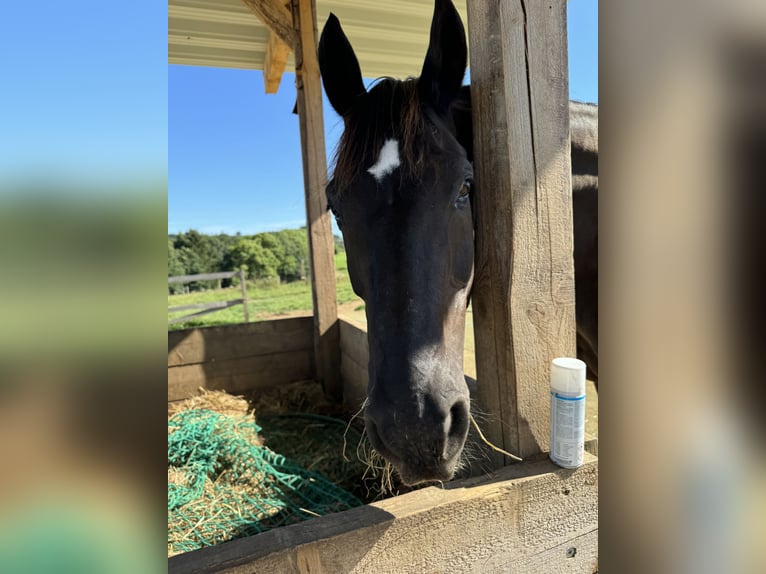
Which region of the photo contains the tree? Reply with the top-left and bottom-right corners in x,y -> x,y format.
274,228 -> 309,281
168,239 -> 186,294
229,238 -> 280,280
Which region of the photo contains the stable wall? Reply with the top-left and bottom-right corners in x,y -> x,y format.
168,316 -> 315,402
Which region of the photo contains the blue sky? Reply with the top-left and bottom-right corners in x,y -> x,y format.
169,0 -> 597,236
0,1 -> 167,188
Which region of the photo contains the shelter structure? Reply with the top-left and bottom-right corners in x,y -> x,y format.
168,1 -> 597,571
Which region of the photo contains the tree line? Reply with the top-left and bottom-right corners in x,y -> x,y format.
168,228 -> 339,293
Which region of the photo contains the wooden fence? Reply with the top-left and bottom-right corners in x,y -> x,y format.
168,269 -> 249,325
168,316 -> 314,402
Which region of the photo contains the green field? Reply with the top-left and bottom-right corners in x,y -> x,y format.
168,251 -> 360,330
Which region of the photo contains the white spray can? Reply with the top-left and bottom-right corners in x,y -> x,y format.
549,357 -> 587,469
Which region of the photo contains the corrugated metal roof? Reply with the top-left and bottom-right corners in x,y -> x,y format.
169,0 -> 469,80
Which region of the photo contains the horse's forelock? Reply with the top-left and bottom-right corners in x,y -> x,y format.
331,78 -> 426,195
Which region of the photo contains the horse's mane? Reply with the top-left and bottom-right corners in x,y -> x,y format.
331,78 -> 425,194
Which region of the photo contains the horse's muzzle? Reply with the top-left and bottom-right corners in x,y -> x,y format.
365,395 -> 470,485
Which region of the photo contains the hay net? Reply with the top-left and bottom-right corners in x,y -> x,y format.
167,395 -> 362,557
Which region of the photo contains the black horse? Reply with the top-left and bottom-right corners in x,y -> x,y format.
318,0 -> 597,485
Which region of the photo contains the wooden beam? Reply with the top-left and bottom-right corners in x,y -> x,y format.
263,30 -> 291,93
291,0 -> 340,399
466,0 -> 575,463
168,317 -> 314,367
240,0 -> 296,48
168,349 -> 313,401
168,271 -> 238,284
168,454 -> 598,573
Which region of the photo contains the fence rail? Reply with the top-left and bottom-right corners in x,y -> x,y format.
168,269 -> 249,325
168,271 -> 241,284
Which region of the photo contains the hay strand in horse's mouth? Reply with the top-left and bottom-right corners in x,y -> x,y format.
469,414 -> 523,462
342,399 -> 368,462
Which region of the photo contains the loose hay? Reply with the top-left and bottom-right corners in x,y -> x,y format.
168,388 -> 254,420
167,394 -> 362,557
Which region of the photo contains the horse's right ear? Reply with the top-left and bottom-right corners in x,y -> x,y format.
318,13 -> 366,117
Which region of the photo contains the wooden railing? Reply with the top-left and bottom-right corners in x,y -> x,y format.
168,269 -> 249,325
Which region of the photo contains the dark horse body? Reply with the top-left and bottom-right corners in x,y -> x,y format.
319,0 -> 597,484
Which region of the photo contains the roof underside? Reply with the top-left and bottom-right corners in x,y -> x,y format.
168,0 -> 469,80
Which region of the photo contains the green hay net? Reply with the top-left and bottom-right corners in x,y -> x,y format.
168,409 -> 362,556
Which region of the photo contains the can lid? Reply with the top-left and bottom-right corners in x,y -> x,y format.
550,357 -> 586,395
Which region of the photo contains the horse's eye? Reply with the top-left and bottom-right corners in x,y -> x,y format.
329,206 -> 343,228
456,179 -> 472,205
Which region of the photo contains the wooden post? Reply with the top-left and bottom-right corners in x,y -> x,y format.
239,267 -> 250,323
466,0 -> 576,463
291,0 -> 340,399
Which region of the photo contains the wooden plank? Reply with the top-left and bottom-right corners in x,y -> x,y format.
292,0 -> 340,399
466,0 -> 575,464
339,319 -> 369,412
168,349 -> 313,401
263,30 -> 291,93
240,0 -> 296,49
168,454 -> 598,573
585,433 -> 598,457
168,316 -> 314,367
168,300 -> 244,325
168,299 -> 243,313
338,319 -> 369,366
168,271 -> 238,284
340,351 -> 368,413
238,268 -> 249,322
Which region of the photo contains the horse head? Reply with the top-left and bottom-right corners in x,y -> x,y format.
319,0 -> 474,485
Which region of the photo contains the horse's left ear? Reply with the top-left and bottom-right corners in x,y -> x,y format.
419,0 -> 467,116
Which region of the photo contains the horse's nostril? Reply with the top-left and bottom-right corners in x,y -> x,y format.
448,400 -> 469,439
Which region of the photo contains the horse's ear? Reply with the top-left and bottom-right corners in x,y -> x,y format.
419,0 -> 467,115
319,13 -> 366,117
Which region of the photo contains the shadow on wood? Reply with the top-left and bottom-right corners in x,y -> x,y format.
168,317 -> 315,402
168,453 -> 598,573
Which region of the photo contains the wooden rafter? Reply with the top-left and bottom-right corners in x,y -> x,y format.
263,30 -> 291,93
241,0 -> 296,48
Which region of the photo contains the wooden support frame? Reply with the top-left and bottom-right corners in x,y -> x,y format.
291,0 -> 340,399
466,0 -> 576,463
241,0 -> 296,48
263,30 -> 291,94
167,317 -> 314,402
169,453 -> 598,573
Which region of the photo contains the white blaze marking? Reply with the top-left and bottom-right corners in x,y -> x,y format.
367,138 -> 400,182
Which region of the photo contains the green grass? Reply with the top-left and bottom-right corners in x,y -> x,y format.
168,250 -> 358,330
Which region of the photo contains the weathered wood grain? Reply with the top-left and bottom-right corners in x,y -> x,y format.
292,0 -> 340,399
241,0 -> 296,48
466,0 -> 576,463
168,317 -> 313,367
338,319 -> 370,412
263,29 -> 291,93
168,349 -> 313,401
340,352 -> 367,413
168,453 -> 598,574
338,319 -> 369,366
